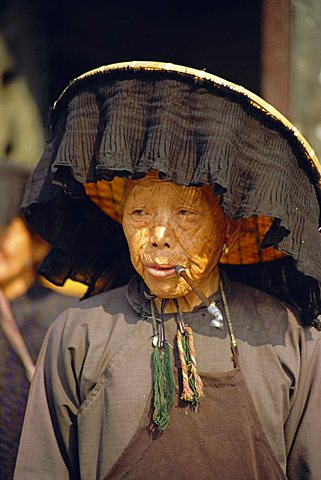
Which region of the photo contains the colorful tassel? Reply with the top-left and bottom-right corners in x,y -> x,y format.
177,326 -> 204,407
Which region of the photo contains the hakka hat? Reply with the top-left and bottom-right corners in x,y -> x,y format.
22,61 -> 321,327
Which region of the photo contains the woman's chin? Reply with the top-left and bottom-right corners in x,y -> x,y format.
143,275 -> 188,299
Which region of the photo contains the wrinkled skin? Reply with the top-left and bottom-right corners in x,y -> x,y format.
122,175 -> 240,312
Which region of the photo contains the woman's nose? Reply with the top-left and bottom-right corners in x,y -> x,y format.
150,225 -> 173,248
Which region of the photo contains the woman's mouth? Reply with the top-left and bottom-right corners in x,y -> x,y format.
144,264 -> 177,278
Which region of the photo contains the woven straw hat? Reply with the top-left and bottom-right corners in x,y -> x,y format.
22,61 -> 321,327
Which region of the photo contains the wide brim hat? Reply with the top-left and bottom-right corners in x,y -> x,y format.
22,61 -> 321,327
0,162 -> 31,225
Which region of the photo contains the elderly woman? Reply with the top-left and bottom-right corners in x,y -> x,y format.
15,62 -> 321,479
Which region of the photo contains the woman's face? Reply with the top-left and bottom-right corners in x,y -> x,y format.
122,176 -> 228,299
0,217 -> 34,289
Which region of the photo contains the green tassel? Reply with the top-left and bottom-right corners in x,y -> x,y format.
152,342 -> 175,431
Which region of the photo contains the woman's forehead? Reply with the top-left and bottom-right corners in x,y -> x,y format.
125,176 -> 215,204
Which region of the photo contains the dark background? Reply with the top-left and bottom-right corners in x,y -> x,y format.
1,0 -> 262,128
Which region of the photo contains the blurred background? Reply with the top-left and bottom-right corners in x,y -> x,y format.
1,0 -> 321,161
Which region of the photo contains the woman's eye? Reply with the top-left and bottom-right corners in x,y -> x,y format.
178,209 -> 193,216
132,209 -> 146,216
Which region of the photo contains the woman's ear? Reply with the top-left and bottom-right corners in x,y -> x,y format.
225,218 -> 241,249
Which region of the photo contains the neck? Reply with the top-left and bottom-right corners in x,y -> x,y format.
154,266 -> 220,313
1,269 -> 35,301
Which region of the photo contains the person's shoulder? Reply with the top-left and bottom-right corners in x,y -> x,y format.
230,280 -> 321,344
78,283 -> 129,312
229,280 -> 302,340
230,280 -> 296,316
47,283 -> 136,344
44,284 -> 144,385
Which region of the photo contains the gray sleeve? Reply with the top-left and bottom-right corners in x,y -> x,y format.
14,310 -> 80,480
285,332 -> 321,480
